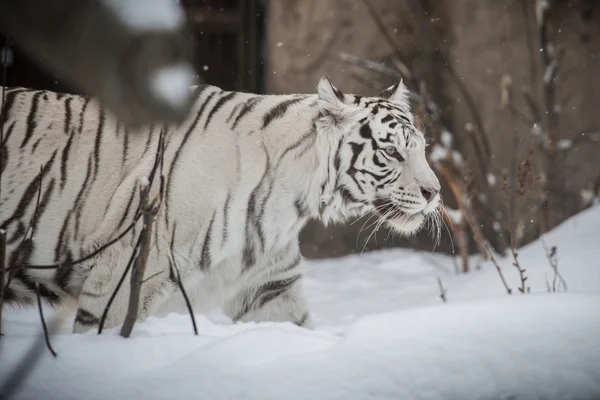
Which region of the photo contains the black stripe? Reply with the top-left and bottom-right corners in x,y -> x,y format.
143,124 -> 155,155
80,291 -> 102,298
295,312 -> 309,327
232,96 -> 262,129
262,97 -> 305,129
60,129 -> 75,190
381,115 -> 394,123
73,157 -> 93,239
294,197 -> 309,218
64,97 -> 73,135
0,132 -> 8,178
31,177 -> 56,234
122,126 -> 129,164
339,185 -> 363,205
226,103 -> 242,123
92,107 -> 105,179
1,150 -> 57,230
20,91 -> 43,148
242,157 -> 269,269
114,185 -> 137,232
204,91 -> 237,130
333,137 -> 344,171
221,192 -> 231,247
17,271 -> 60,304
359,124 -> 372,139
373,153 -> 386,168
275,126 -> 317,168
332,86 -> 344,102
54,214 -> 72,261
54,251 -> 74,294
2,120 -> 16,147
199,211 -> 215,270
293,134 -> 317,161
78,97 -> 90,134
31,137 -> 43,154
251,154 -> 272,253
2,89 -> 29,123
281,253 -> 302,273
165,87 -> 214,225
75,308 -> 100,326
255,275 -> 301,307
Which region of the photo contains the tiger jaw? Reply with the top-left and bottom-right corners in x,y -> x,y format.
372,196 -> 440,235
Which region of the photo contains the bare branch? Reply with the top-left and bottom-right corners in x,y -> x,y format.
4,214 -> 141,273
97,233 -> 142,334
167,230 -> 198,335
120,178 -> 157,338
436,277 -> 447,303
540,236 -> 567,292
482,241 -> 513,295
35,283 -> 57,357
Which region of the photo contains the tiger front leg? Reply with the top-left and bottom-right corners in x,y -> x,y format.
73,252 -> 175,334
226,263 -> 314,329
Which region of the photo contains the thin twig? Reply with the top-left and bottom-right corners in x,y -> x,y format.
97,234 -> 142,334
35,283 -> 57,357
510,248 -> 528,294
540,236 -> 567,292
120,178 -> 157,338
4,214 -> 141,272
98,127 -> 166,335
167,233 -> 198,335
436,277 -> 447,303
482,241 -> 513,295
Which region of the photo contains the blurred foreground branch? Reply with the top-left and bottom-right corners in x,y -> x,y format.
0,0 -> 197,128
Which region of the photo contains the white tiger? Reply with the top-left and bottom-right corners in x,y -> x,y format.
0,78 -> 441,333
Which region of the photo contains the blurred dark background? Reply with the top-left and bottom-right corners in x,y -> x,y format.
2,0 -> 599,264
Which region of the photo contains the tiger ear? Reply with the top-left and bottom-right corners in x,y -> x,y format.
317,77 -> 345,110
380,80 -> 410,105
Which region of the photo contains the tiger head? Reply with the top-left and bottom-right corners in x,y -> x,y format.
317,77 -> 442,238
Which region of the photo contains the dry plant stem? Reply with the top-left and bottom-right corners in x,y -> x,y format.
35,283 -> 57,357
436,163 -> 488,263
6,214 -> 142,273
120,179 -> 156,338
541,237 -> 567,292
0,229 -> 6,336
510,248 -> 528,294
167,240 -> 198,335
99,128 -> 166,335
436,277 -> 447,303
482,242 -> 513,295
97,233 -> 142,334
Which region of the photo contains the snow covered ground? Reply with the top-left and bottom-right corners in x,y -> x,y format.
1,206 -> 600,400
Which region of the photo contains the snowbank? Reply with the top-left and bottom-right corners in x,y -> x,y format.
2,206 -> 600,400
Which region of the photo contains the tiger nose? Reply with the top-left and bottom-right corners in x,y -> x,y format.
421,187 -> 439,202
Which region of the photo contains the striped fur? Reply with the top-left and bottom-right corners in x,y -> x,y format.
0,78 -> 440,332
